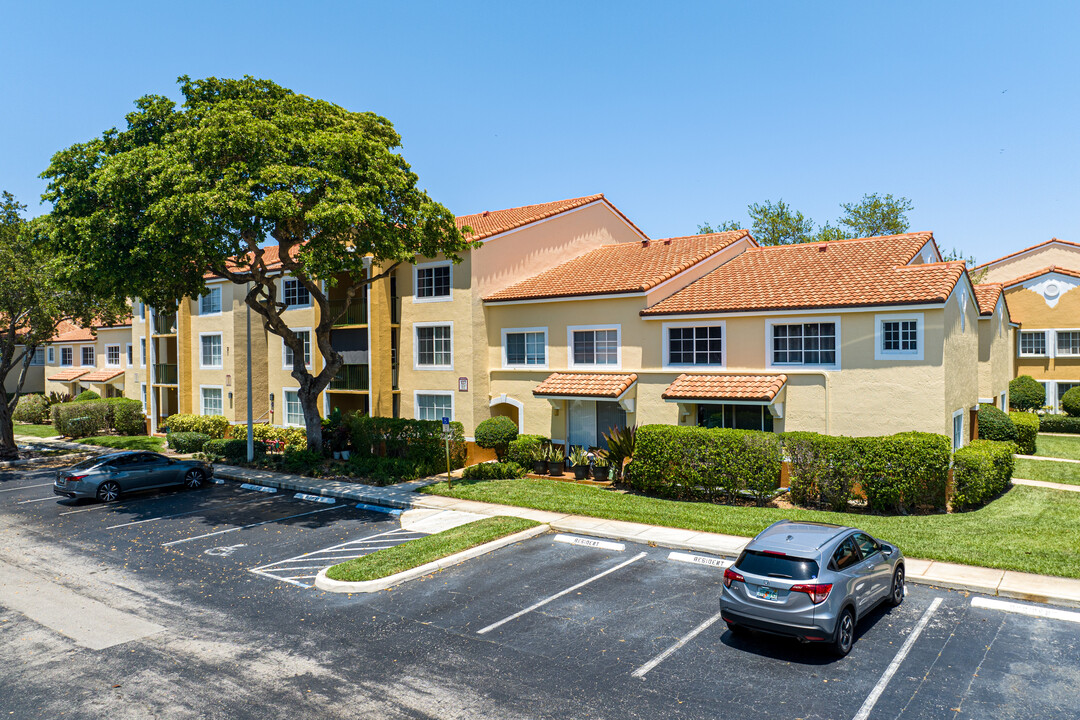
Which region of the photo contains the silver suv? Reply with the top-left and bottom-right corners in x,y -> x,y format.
719,520 -> 904,655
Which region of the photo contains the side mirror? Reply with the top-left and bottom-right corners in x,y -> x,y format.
882,546 -> 894,557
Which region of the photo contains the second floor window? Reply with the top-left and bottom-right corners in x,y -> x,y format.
200,287 -> 222,315
61,348 -> 72,366
140,339 -> 146,366
416,325 -> 452,368
416,265 -> 451,299
81,346 -> 95,367
284,279 -> 311,307
572,329 -> 618,366
47,347 -> 55,364
106,345 -> 121,367
1057,331 -> 1080,356
1019,331 -> 1047,356
30,348 -> 45,366
668,326 -> 723,365
772,322 -> 836,365
504,330 -> 546,367
881,320 -> 918,353
284,330 -> 312,368
201,334 -> 223,368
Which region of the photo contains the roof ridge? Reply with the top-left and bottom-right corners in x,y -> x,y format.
456,194 -> 604,220
1000,264 -> 1080,287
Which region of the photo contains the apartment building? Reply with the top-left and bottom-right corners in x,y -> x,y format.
3,345 -> 45,396
43,320 -> 133,399
975,239 -> 1080,412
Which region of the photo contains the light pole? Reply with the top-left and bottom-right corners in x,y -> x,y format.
246,283 -> 254,462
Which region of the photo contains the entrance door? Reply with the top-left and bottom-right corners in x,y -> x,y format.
595,401 -> 627,449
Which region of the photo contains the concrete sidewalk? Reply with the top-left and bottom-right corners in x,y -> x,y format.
207,462 -> 1080,609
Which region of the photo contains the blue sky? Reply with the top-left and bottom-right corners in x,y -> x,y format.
2,1 -> 1077,263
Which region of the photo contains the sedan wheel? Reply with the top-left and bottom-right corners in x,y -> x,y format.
888,567 -> 905,607
184,469 -> 205,490
833,608 -> 855,656
96,481 -> 121,503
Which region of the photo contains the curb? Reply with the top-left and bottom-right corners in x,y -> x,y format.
0,451 -> 97,469
211,466 -> 430,509
314,524 -> 549,593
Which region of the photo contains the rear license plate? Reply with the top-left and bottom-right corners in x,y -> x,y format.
756,586 -> 778,601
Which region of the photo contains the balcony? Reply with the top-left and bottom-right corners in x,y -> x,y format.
154,363 -> 178,385
390,296 -> 401,324
152,312 -> 177,335
328,298 -> 367,326
329,364 -> 369,391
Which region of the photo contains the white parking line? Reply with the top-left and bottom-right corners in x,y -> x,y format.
105,496 -> 270,529
247,527 -> 425,586
477,552 -> 649,635
633,609 -> 725,678
161,505 -> 347,547
851,597 -> 943,720
0,482 -> 53,494
971,597 -> 1080,624
16,496 -> 58,504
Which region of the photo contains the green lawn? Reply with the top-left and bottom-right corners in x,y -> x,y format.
79,435 -> 167,452
14,423 -> 59,438
1013,457 -> 1080,486
326,516 -> 540,582
421,478 -> 1080,579
1034,434 -> 1080,461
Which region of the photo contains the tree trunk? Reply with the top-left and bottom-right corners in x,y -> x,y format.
0,392 -> 18,461
297,383 -> 324,454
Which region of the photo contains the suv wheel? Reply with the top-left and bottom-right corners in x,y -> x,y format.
832,608 -> 855,656
96,481 -> 121,503
887,566 -> 905,607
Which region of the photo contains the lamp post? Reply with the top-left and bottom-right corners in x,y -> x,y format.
246,283 -> 254,462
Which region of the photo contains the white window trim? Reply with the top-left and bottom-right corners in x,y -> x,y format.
1054,328 -> 1080,358
199,287 -> 223,316
199,332 -> 224,370
105,344 -> 122,368
59,346 -> 73,367
874,313 -> 925,361
413,390 -> 455,422
47,346 -> 55,364
567,324 -> 622,370
951,407 -> 965,450
200,385 -> 225,417
764,317 -> 842,371
413,321 -> 454,371
281,386 -> 304,426
282,328 -> 313,370
999,391 -> 1007,409
80,345 -> 96,367
1018,329 -> 1049,358
282,275 -> 312,309
140,383 -> 147,414
1048,380 -> 1080,414
412,260 -> 453,304
661,320 -> 727,370
126,343 -> 133,368
501,327 -> 549,370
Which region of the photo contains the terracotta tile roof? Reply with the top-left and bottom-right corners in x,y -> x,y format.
662,373 -> 788,402
641,233 -> 966,316
999,265 -> 1080,288
484,231 -> 752,302
46,317 -> 133,344
973,238 -> 1080,272
81,369 -> 125,382
456,195 -> 646,243
973,284 -> 1004,316
532,372 -> 638,399
47,369 -> 88,382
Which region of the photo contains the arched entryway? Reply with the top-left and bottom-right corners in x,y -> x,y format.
488,394 -> 525,434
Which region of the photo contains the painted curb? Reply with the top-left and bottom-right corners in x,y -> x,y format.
314,524 -> 550,594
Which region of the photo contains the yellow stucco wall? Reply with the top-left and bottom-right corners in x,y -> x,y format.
977,297 -> 1013,406
43,327 -> 132,399
980,243 -> 1080,285
4,347 -> 44,395
942,282 -> 981,441
1005,283 -> 1080,402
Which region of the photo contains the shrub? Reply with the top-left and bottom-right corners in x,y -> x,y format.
602,424 -> 638,482
475,416 -> 519,461
73,390 -> 101,403
233,423 -> 309,449
507,434 -> 547,467
1009,412 -> 1039,455
462,461 -> 528,481
1062,386 -> 1080,417
51,401 -> 109,438
1039,414 -> 1080,434
282,448 -> 324,476
47,391 -> 72,406
164,413 -> 229,438
347,415 -> 466,473
343,455 -> 427,485
167,432 -> 211,453
12,394 -> 49,424
782,432 -> 856,512
625,425 -> 782,504
1009,375 -> 1046,411
978,404 -> 1017,443
203,438 -> 267,463
109,398 -> 146,436
952,440 -> 1014,510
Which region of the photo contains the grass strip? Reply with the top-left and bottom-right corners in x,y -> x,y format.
325,516 -> 540,582
1013,457 -> 1080,486
78,435 -> 167,452
14,423 -> 60,438
421,478 -> 1080,579
1033,434 -> 1080,461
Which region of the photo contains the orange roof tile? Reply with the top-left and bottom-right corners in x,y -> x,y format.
532,372 -> 638,399
456,195 -> 645,243
47,369 -> 88,382
662,373 -> 787,402
642,233 -> 966,316
81,369 -> 125,382
484,231 -> 751,302
999,265 -> 1080,288
973,284 -> 1004,316
973,238 -> 1080,272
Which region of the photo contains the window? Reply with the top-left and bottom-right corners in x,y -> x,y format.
415,392 -> 453,422
772,322 -> 836,365
81,346 -> 95,367
735,549 -> 818,581
667,325 -> 724,366
875,314 -> 924,360
199,287 -> 222,315
60,347 -> 72,367
29,348 -> 45,366
141,384 -> 147,413
503,329 -> 546,368
140,338 -> 146,367
283,330 -> 312,368
283,390 -> 303,425
1058,383 -> 1080,410
283,279 -> 310,307
47,347 -> 55,364
415,324 -> 452,368
1057,331 -> 1080,357
106,345 -> 121,367
127,344 -> 133,366
201,387 -> 223,416
1020,331 -> 1047,356
882,320 -> 916,352
697,405 -> 774,432
952,409 -> 964,450
853,533 -> 880,559
571,328 -> 619,367
833,536 -> 862,571
415,263 -> 451,301
200,334 -> 223,368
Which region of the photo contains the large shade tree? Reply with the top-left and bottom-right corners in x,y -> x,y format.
43,76 -> 474,452
0,192 -> 125,460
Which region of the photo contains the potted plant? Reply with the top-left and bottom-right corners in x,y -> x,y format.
591,452 -> 610,481
569,446 -> 589,479
532,444 -> 549,475
548,445 -> 565,476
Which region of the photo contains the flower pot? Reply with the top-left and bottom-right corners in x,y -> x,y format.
533,460 -> 549,475
548,461 -> 565,476
573,464 -> 588,480
340,450 -> 350,460
592,465 -> 610,481
333,451 -> 342,460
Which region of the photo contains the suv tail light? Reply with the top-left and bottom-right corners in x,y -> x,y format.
790,583 -> 833,604
723,568 -> 745,588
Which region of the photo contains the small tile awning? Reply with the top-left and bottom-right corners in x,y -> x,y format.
662,374 -> 787,403
47,369 -> 88,382
81,369 -> 125,383
533,372 -> 638,399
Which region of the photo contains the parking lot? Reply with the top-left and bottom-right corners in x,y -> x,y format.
3,462 -> 1079,719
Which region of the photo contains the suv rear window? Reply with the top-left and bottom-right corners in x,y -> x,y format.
735,550 -> 819,580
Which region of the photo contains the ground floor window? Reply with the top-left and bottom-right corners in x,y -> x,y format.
1057,382 -> 1079,410
696,404 -> 774,432
284,390 -> 304,426
952,410 -> 964,450
416,392 -> 452,422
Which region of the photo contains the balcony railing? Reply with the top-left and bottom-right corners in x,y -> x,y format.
154,363 -> 178,385
152,313 -> 177,335
390,296 -> 401,324
330,364 -> 369,391
328,298 -> 367,326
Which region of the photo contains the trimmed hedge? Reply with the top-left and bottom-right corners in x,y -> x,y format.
282,448 -> 323,475
229,423 -> 308,449
978,404 -> 1017,443
109,398 -> 147,436
73,390 -> 101,403
1009,375 -> 1046,411
167,432 -> 211,453
12,394 -> 49,424
51,401 -> 109,438
164,414 -> 229,439
475,417 -> 519,461
204,438 -> 267,462
344,456 -> 433,485
1040,414 -> 1080,434
625,425 -> 783,505
1063,386 -> 1080,417
952,440 -> 1014,510
462,461 -> 528,481
347,415 -> 466,475
507,434 -> 548,467
1009,412 -> 1039,455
